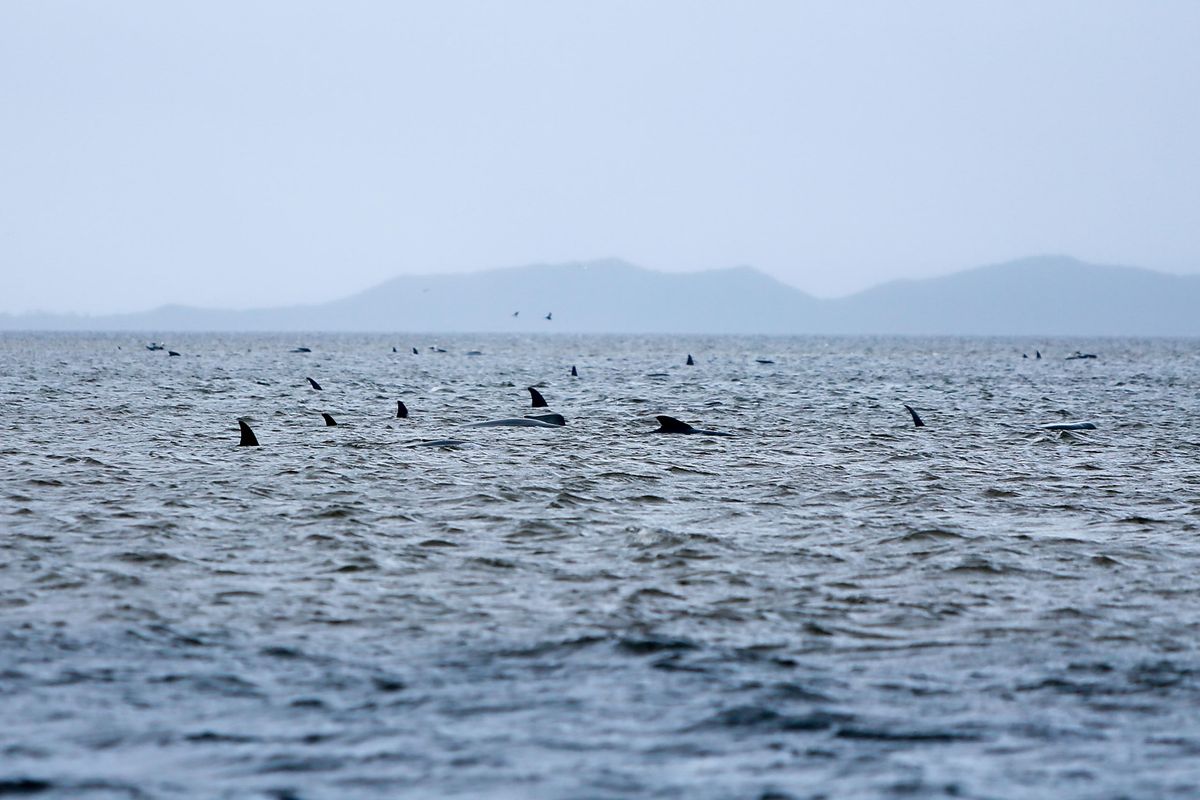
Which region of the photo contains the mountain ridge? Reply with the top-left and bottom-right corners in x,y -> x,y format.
2,256 -> 1197,335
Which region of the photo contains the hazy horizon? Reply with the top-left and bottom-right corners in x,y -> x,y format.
3,2 -> 1199,315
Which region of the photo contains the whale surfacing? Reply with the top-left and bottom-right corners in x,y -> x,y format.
321,413 -> 337,427
396,401 -> 409,419
1041,422 -> 1097,431
467,417 -> 563,429
525,413 -> 566,426
529,387 -> 548,408
238,419 -> 259,447
651,415 -> 731,436
307,377 -> 323,391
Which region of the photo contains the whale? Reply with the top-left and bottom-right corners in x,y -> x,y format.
321,413 -> 337,427
650,415 -> 731,436
306,377 -> 323,391
292,347 -> 311,353
1041,422 -> 1097,431
1066,351 -> 1097,360
686,354 -> 695,366
396,401 -> 409,419
571,365 -> 578,377
466,416 -> 564,429
412,347 -> 419,355
238,419 -> 259,447
903,404 -> 926,427
412,438 -> 470,448
529,387 -> 548,408
526,413 -> 566,426
168,350 -> 181,357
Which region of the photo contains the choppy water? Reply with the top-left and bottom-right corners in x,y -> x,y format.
2,332 -> 1200,799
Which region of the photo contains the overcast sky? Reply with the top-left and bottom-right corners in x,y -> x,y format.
2,1 -> 1198,314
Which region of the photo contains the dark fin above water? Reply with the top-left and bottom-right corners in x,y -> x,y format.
292,347 -> 311,353
396,400 -> 409,419
392,347 -> 397,353
529,387 -> 548,408
412,347 -> 419,355
1041,422 -> 1097,431
307,377 -> 322,391
686,354 -> 695,366
322,413 -> 337,427
168,350 -> 181,357
903,404 -> 926,428
1023,353 -> 1028,358
238,419 -> 259,447
571,365 -> 578,377
525,412 -> 566,426
654,415 -> 697,434
1036,350 -> 1042,359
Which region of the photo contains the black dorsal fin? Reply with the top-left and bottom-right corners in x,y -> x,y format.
238,419 -> 259,447
307,377 -> 322,391
571,365 -> 578,377
529,387 -> 548,408
903,404 -> 926,428
321,412 -> 337,427
686,354 -> 695,366
396,400 -> 408,419
654,415 -> 696,434
411,347 -> 418,355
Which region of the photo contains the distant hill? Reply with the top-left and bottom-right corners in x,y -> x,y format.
824,256 -> 1200,336
2,256 -> 1198,335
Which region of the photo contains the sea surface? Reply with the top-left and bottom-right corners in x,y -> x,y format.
2,332 -> 1199,799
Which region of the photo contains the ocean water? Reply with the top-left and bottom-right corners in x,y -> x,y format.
2,332 -> 1199,799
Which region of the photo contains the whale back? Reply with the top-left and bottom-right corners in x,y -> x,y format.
468,417 -> 562,429
238,419 -> 259,447
1041,422 -> 1097,431
525,413 -> 566,426
529,387 -> 548,408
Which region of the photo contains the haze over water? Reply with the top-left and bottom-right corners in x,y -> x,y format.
2,332 -> 1199,798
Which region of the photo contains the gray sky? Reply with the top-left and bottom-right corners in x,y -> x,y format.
2,1 -> 1198,315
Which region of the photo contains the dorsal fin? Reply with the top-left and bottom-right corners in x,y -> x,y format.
412,347 -> 419,355
903,404 -> 926,428
306,377 -> 322,391
654,415 -> 696,434
528,387 -> 548,408
686,354 -> 695,366
396,400 -> 408,419
321,412 -> 337,427
238,419 -> 259,447
571,365 -> 578,377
